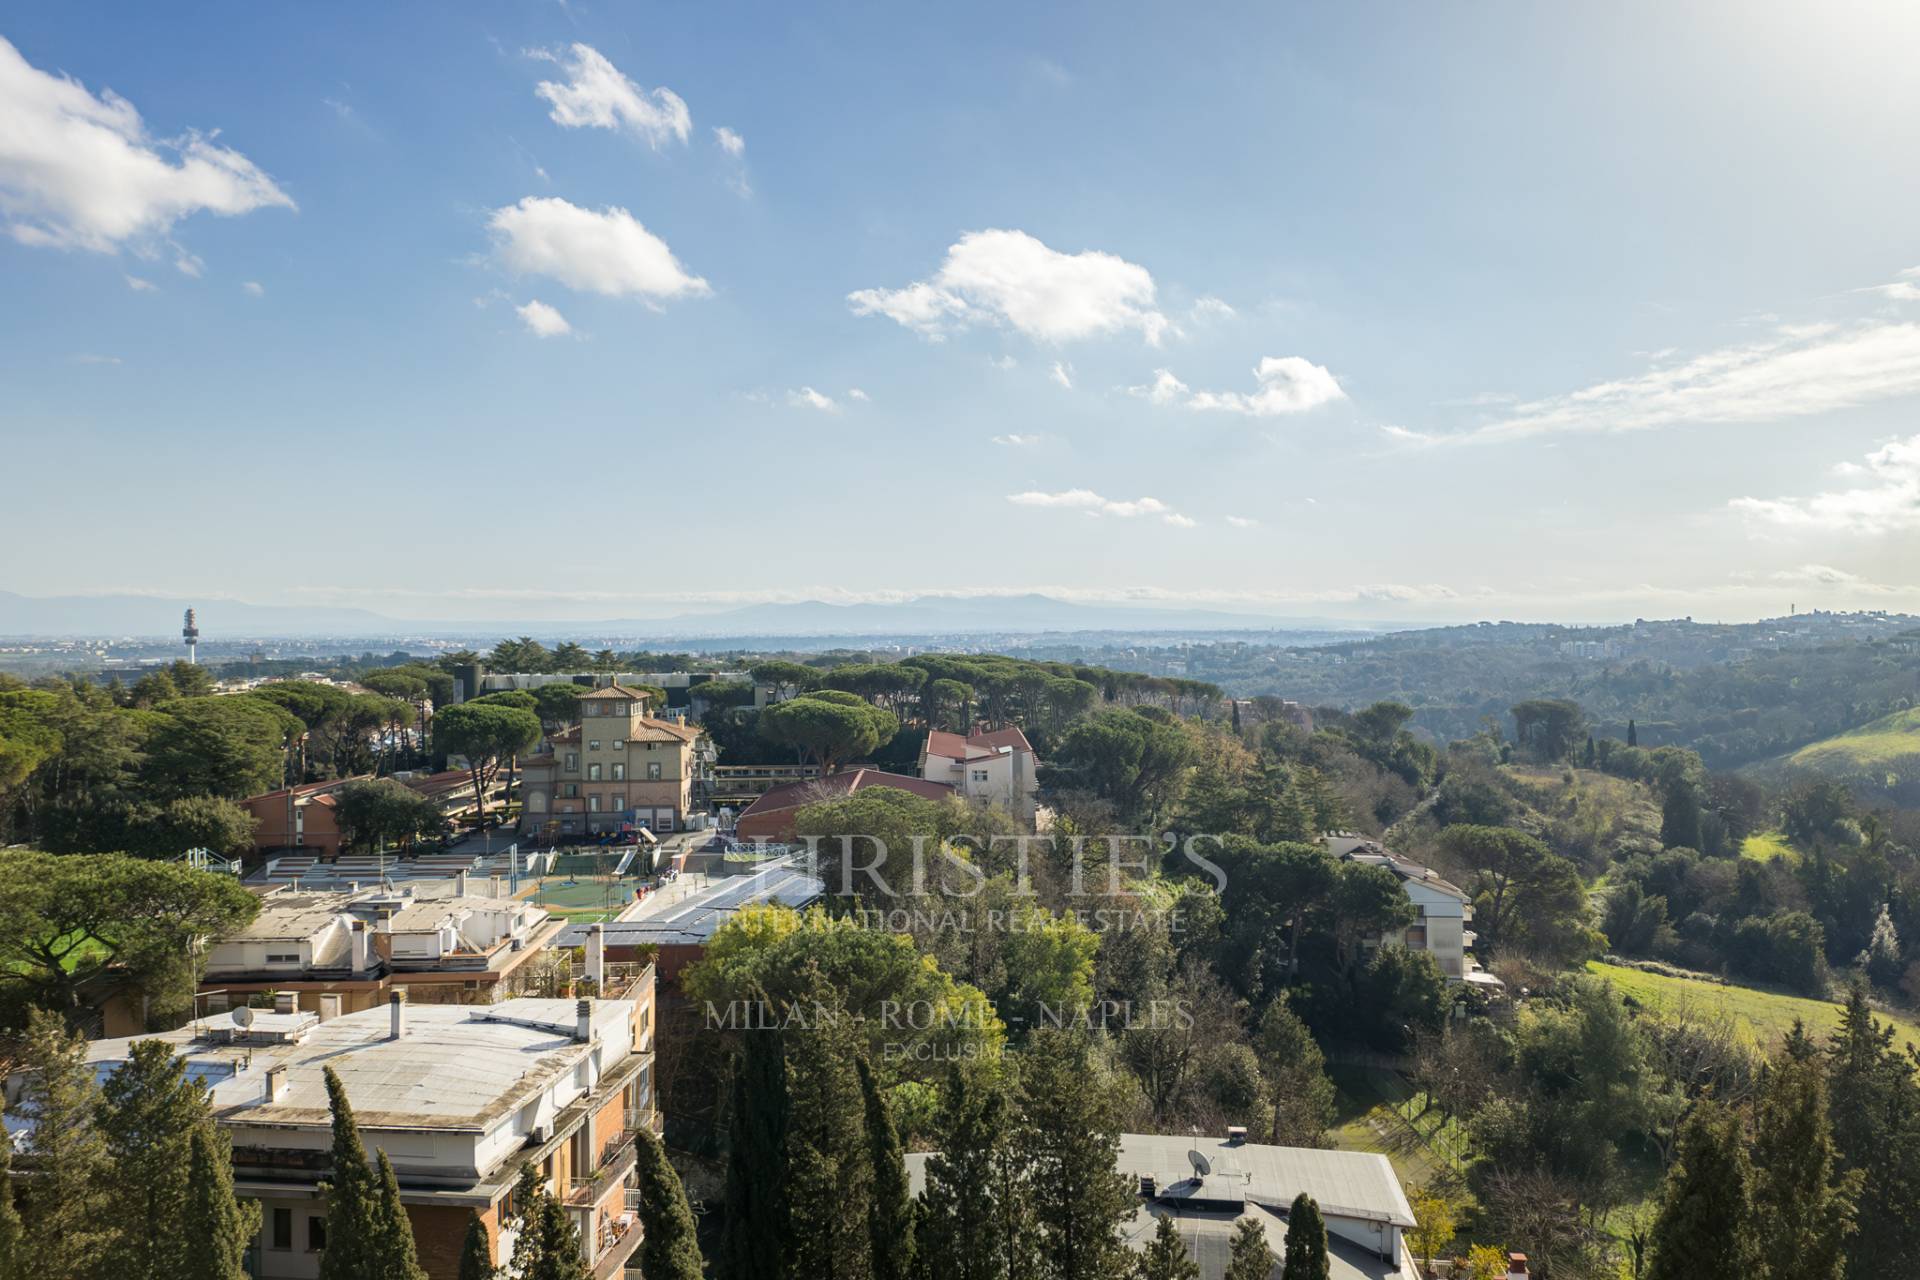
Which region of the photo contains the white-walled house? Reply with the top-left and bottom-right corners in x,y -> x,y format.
1324,833 -> 1490,984
918,726 -> 1039,823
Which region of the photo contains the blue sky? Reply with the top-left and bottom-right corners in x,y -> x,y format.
4,1 -> 1920,624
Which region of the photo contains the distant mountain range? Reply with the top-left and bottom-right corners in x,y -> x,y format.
0,589 -> 1407,641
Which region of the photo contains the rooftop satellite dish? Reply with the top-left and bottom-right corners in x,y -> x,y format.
1188,1149 -> 1211,1178
231,1006 -> 255,1028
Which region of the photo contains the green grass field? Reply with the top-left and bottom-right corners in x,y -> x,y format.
1588,959 -> 1920,1059
1328,1064 -> 1453,1191
1790,707 -> 1920,770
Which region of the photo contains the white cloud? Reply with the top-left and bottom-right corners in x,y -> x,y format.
488,197 -> 708,301
1462,322 -> 1920,444
0,36 -> 293,255
1190,295 -> 1235,321
173,247 -> 203,277
714,126 -> 744,156
70,352 -> 120,365
1751,564 -> 1894,592
1127,368 -> 1189,405
1050,360 -> 1074,390
531,44 -> 690,148
992,433 -> 1041,446
1225,515 -> 1259,528
788,387 -> 838,412
988,354 -> 1018,370
847,388 -> 870,402
847,280 -> 971,339
241,279 -> 264,297
1378,424 -> 1439,447
1729,434 -> 1920,535
1187,356 -> 1347,416
849,229 -> 1169,344
515,298 -> 572,338
1006,488 -> 1192,526
123,274 -> 155,292
1867,266 -> 1920,303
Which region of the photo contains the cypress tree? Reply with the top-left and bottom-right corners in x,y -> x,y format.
1627,719 -> 1637,747
1280,1194 -> 1329,1280
783,989 -> 873,1280
1645,1103 -> 1758,1280
97,1039 -> 208,1280
1013,1029 -> 1133,1280
457,1213 -> 495,1280
633,1127 -> 704,1280
1752,1053 -> 1857,1280
319,1066 -> 377,1280
1138,1215 -> 1199,1280
182,1125 -> 259,1280
508,1164 -> 548,1279
918,1065 -> 1023,1280
858,1055 -> 915,1280
1223,1218 -> 1274,1280
527,1195 -> 590,1280
14,1009 -> 111,1280
368,1149 -> 429,1280
1823,983 -> 1920,1276
721,1005 -> 792,1280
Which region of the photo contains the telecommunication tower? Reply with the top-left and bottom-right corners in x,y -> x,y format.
182,608 -> 199,664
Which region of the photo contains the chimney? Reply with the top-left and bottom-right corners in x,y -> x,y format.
586,923 -> 605,988
575,998 -> 593,1043
273,991 -> 297,1015
455,869 -> 469,897
319,994 -> 341,1022
265,1064 -> 288,1103
1139,1173 -> 1157,1198
1506,1254 -> 1530,1280
350,921 -> 371,974
389,988 -> 407,1040
1225,1125 -> 1248,1145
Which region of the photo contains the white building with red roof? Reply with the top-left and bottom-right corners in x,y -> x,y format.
917,726 -> 1039,824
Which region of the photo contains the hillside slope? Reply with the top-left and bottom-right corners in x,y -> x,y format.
1774,707 -> 1920,804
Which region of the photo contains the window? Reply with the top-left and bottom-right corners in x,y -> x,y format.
564,753 -> 578,772
589,795 -> 601,812
612,763 -> 625,781
647,762 -> 662,780
612,738 -> 625,750
588,764 -> 602,781
589,741 -> 601,752
611,794 -> 624,811
271,1208 -> 293,1250
971,769 -> 990,783
308,1217 -> 327,1253
266,952 -> 300,964
562,783 -> 578,799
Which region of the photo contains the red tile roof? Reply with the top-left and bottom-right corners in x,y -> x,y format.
578,683 -> 652,701
733,768 -> 954,825
922,725 -> 1034,763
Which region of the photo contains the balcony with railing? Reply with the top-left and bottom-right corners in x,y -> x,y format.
566,1132 -> 639,1206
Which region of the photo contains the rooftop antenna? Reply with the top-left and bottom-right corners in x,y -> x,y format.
182,608 -> 200,665
1188,1148 -> 1211,1179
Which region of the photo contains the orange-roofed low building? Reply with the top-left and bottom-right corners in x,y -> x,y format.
731,768 -> 955,842
238,777 -> 371,858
